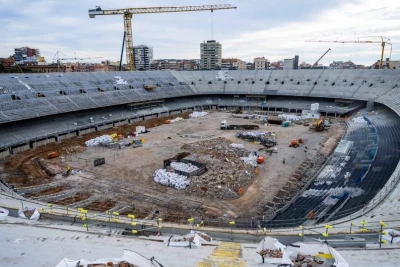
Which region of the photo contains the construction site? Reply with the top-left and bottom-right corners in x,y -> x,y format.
0,108 -> 345,225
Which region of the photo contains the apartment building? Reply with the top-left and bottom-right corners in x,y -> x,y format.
133,45 -> 153,70
221,58 -> 247,70
200,40 -> 222,70
254,57 -> 270,70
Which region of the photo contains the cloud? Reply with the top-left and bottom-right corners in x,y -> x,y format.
0,0 -> 399,65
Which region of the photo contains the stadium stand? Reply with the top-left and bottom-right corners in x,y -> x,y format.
1,69 -> 400,227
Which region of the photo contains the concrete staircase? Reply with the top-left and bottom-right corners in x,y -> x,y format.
196,242 -> 246,267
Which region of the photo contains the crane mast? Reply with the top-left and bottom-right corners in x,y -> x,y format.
89,4 -> 237,71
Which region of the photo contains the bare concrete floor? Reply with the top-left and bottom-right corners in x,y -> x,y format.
59,111 -> 344,220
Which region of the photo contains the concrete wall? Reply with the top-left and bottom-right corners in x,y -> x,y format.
0,149 -> 10,159
170,110 -> 181,115
114,120 -> 128,127
32,137 -> 56,148
79,128 -> 96,136
129,117 -> 143,123
144,114 -> 157,120
58,132 -> 77,141
158,112 -> 169,118
97,124 -> 113,131
11,144 -> 30,154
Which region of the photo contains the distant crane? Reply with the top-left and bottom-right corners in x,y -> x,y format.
305,36 -> 392,69
52,51 -> 102,72
88,4 -> 237,71
310,48 -> 331,69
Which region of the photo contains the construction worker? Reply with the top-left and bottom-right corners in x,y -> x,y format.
307,210 -> 314,220
282,158 -> 286,164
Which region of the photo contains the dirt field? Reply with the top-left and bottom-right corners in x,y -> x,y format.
1,111 -> 345,222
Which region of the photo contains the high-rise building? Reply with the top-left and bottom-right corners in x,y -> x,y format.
200,40 -> 222,70
13,46 -> 41,65
293,55 -> 299,69
283,58 -> 294,70
133,45 -> 153,70
254,57 -> 270,70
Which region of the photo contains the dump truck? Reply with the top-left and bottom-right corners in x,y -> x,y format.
220,120 -> 260,130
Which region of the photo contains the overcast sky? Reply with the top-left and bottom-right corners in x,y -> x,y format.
1,0 -> 399,65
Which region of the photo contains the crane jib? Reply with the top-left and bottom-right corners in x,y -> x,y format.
88,4 -> 237,70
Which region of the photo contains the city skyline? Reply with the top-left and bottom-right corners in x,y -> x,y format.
1,0 -> 399,65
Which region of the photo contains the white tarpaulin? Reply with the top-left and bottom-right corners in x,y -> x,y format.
166,233 -> 201,248
18,207 -> 40,221
255,237 -> 293,265
382,229 -> 400,244
286,242 -> 349,267
153,169 -> 189,190
170,162 -> 199,173
185,230 -> 213,243
0,207 -> 9,221
55,249 -> 163,267
190,111 -> 209,118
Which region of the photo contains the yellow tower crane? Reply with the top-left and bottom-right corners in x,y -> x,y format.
89,4 -> 237,71
305,36 -> 392,69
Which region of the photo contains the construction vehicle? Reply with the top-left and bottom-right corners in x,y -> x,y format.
258,148 -> 278,156
89,4 -> 236,71
233,109 -> 243,114
289,139 -> 300,148
261,138 -> 277,148
310,119 -> 325,132
220,120 -> 259,130
62,166 -> 71,177
305,36 -> 392,69
309,48 -> 331,69
47,151 -> 59,159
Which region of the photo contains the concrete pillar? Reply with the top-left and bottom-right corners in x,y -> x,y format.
366,99 -> 374,112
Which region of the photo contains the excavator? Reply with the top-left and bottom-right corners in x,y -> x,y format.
310,118 -> 325,132
313,119 -> 325,132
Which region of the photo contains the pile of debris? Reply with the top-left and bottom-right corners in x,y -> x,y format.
189,111 -> 209,118
58,145 -> 86,155
236,131 -> 267,141
181,138 -> 256,199
38,159 -> 63,176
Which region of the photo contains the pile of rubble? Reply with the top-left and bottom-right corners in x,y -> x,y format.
38,159 -> 64,176
58,145 -> 86,155
181,138 -> 256,199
